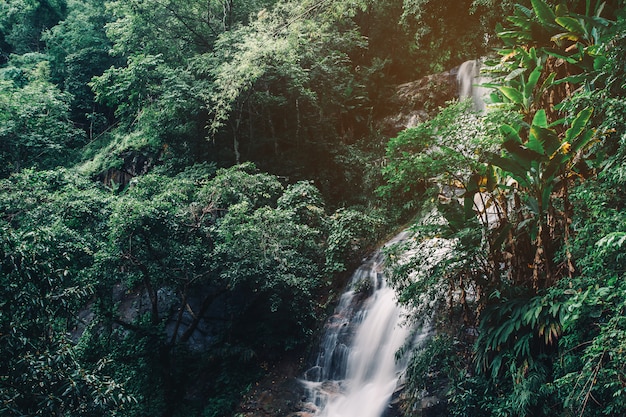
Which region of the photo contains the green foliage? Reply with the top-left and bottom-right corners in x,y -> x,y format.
277,180 -> 327,228
202,0 -> 370,169
380,100 -> 500,206
325,207 -> 384,273
7,0 -> 626,416
399,0 -> 506,74
0,56 -> 86,177
0,0 -> 67,55
0,169 -> 130,415
42,0 -> 115,127
0,162 -> 390,416
383,2 -> 626,417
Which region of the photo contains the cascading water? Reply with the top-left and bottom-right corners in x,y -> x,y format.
456,59 -> 489,112
301,232 -> 429,417
298,61 -> 485,417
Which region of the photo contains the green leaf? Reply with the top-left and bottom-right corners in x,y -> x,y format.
555,3 -> 569,17
527,134 -> 545,156
505,67 -> 528,81
530,125 -> 560,155
486,153 -> 530,186
531,0 -> 556,25
565,107 -> 593,143
555,16 -> 586,36
524,66 -> 542,100
554,73 -> 587,84
543,129 -> 561,155
532,109 -> 548,128
544,47 -> 579,63
503,139 -> 543,165
548,117 -> 565,128
500,124 -> 523,144
594,55 -> 608,70
571,129 -> 595,153
499,86 -> 524,104
543,153 -> 566,180
493,223 -> 513,249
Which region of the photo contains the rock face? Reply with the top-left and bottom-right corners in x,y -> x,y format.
96,150 -> 155,190
236,354 -> 307,417
378,71 -> 458,137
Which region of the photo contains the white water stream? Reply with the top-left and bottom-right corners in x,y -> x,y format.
456,59 -> 489,112
299,59 -> 486,416
302,232 -> 429,417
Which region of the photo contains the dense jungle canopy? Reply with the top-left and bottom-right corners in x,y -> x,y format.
1,0 -> 626,416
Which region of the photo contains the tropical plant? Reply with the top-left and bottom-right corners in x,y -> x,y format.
383,1 -> 626,416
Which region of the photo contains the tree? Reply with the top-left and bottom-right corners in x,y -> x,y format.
0,169 -> 131,416
42,0 -> 115,130
0,0 -> 67,56
0,54 -> 85,177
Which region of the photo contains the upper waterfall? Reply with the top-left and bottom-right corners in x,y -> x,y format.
456,59 -> 489,112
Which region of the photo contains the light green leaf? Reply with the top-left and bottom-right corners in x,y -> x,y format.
499,86 -> 524,104
524,66 -> 542,100
500,124 -> 523,143
532,109 -> 548,128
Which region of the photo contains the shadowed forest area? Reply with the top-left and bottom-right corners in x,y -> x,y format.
2,0 -> 626,416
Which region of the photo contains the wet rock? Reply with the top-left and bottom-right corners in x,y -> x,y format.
421,395 -> 447,417
378,71 -> 457,137
236,353 -> 307,417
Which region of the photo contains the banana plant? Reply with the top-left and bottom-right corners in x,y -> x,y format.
486,106 -> 594,287
481,0 -> 611,288
495,0 -> 611,91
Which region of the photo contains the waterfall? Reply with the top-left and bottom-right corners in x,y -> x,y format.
456,59 -> 489,112
301,232 -> 429,417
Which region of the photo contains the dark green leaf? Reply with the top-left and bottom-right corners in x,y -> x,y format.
531,0 -> 556,26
